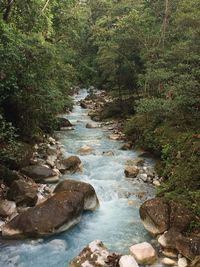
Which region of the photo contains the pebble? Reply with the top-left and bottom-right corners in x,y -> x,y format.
119,255 -> 139,267
161,257 -> 177,266
178,257 -> 188,267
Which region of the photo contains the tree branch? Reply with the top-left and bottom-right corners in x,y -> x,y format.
42,0 -> 50,12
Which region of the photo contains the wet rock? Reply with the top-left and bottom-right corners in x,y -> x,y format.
129,242 -> 157,265
120,143 -> 132,150
8,179 -> 38,207
139,198 -> 170,236
178,257 -> 188,267
54,180 -> 99,211
2,191 -> 84,238
109,134 -> 121,140
86,123 -> 98,129
119,255 -> 139,267
21,165 -> 59,183
161,257 -> 177,266
102,151 -> 114,156
69,240 -> 110,267
80,100 -> 87,109
124,166 -> 139,178
79,145 -> 93,155
0,200 -> 17,218
56,156 -> 81,173
139,173 -> 148,182
176,236 -> 200,260
56,117 -> 73,129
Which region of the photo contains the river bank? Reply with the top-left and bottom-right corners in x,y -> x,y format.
0,89 -> 199,267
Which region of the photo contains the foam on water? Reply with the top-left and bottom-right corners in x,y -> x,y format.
0,89 -> 156,267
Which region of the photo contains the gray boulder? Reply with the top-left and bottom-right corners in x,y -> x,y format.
139,198 -> 170,236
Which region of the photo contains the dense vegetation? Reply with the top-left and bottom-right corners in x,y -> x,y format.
0,1 -> 199,217
81,0 -> 200,217
0,0 -> 87,164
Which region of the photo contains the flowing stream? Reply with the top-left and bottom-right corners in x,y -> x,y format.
0,90 -> 157,267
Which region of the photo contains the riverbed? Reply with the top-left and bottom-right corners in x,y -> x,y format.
0,90 -> 156,267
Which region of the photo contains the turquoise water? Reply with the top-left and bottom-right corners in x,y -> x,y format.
0,90 -> 156,267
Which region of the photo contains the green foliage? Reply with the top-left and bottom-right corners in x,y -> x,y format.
0,115 -> 19,163
0,1 -> 85,143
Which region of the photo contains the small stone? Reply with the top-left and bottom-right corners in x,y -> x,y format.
158,234 -> 168,248
178,257 -> 188,267
161,257 -> 177,266
48,137 -> 56,145
124,166 -> 139,178
162,248 -> 178,259
109,134 -> 120,140
119,255 -> 139,267
153,180 -> 161,187
129,242 -> 157,265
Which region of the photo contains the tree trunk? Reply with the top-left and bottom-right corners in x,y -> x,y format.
161,0 -> 170,48
3,0 -> 15,22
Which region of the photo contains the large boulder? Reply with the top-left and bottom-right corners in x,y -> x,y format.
139,198 -> 170,236
0,200 -> 17,218
129,242 -> 157,265
54,180 -> 99,211
21,165 -> 59,183
124,166 -> 139,178
56,117 -> 73,129
69,240 -> 110,267
56,156 -> 81,173
140,198 -> 195,237
176,237 -> 200,261
7,179 -> 38,207
2,191 -> 84,238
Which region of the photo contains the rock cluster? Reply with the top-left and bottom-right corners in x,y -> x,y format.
1,179 -> 99,238
140,197 -> 200,265
0,132 -> 98,239
69,240 -> 158,267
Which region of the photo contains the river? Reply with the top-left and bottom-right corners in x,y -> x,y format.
0,90 -> 158,267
